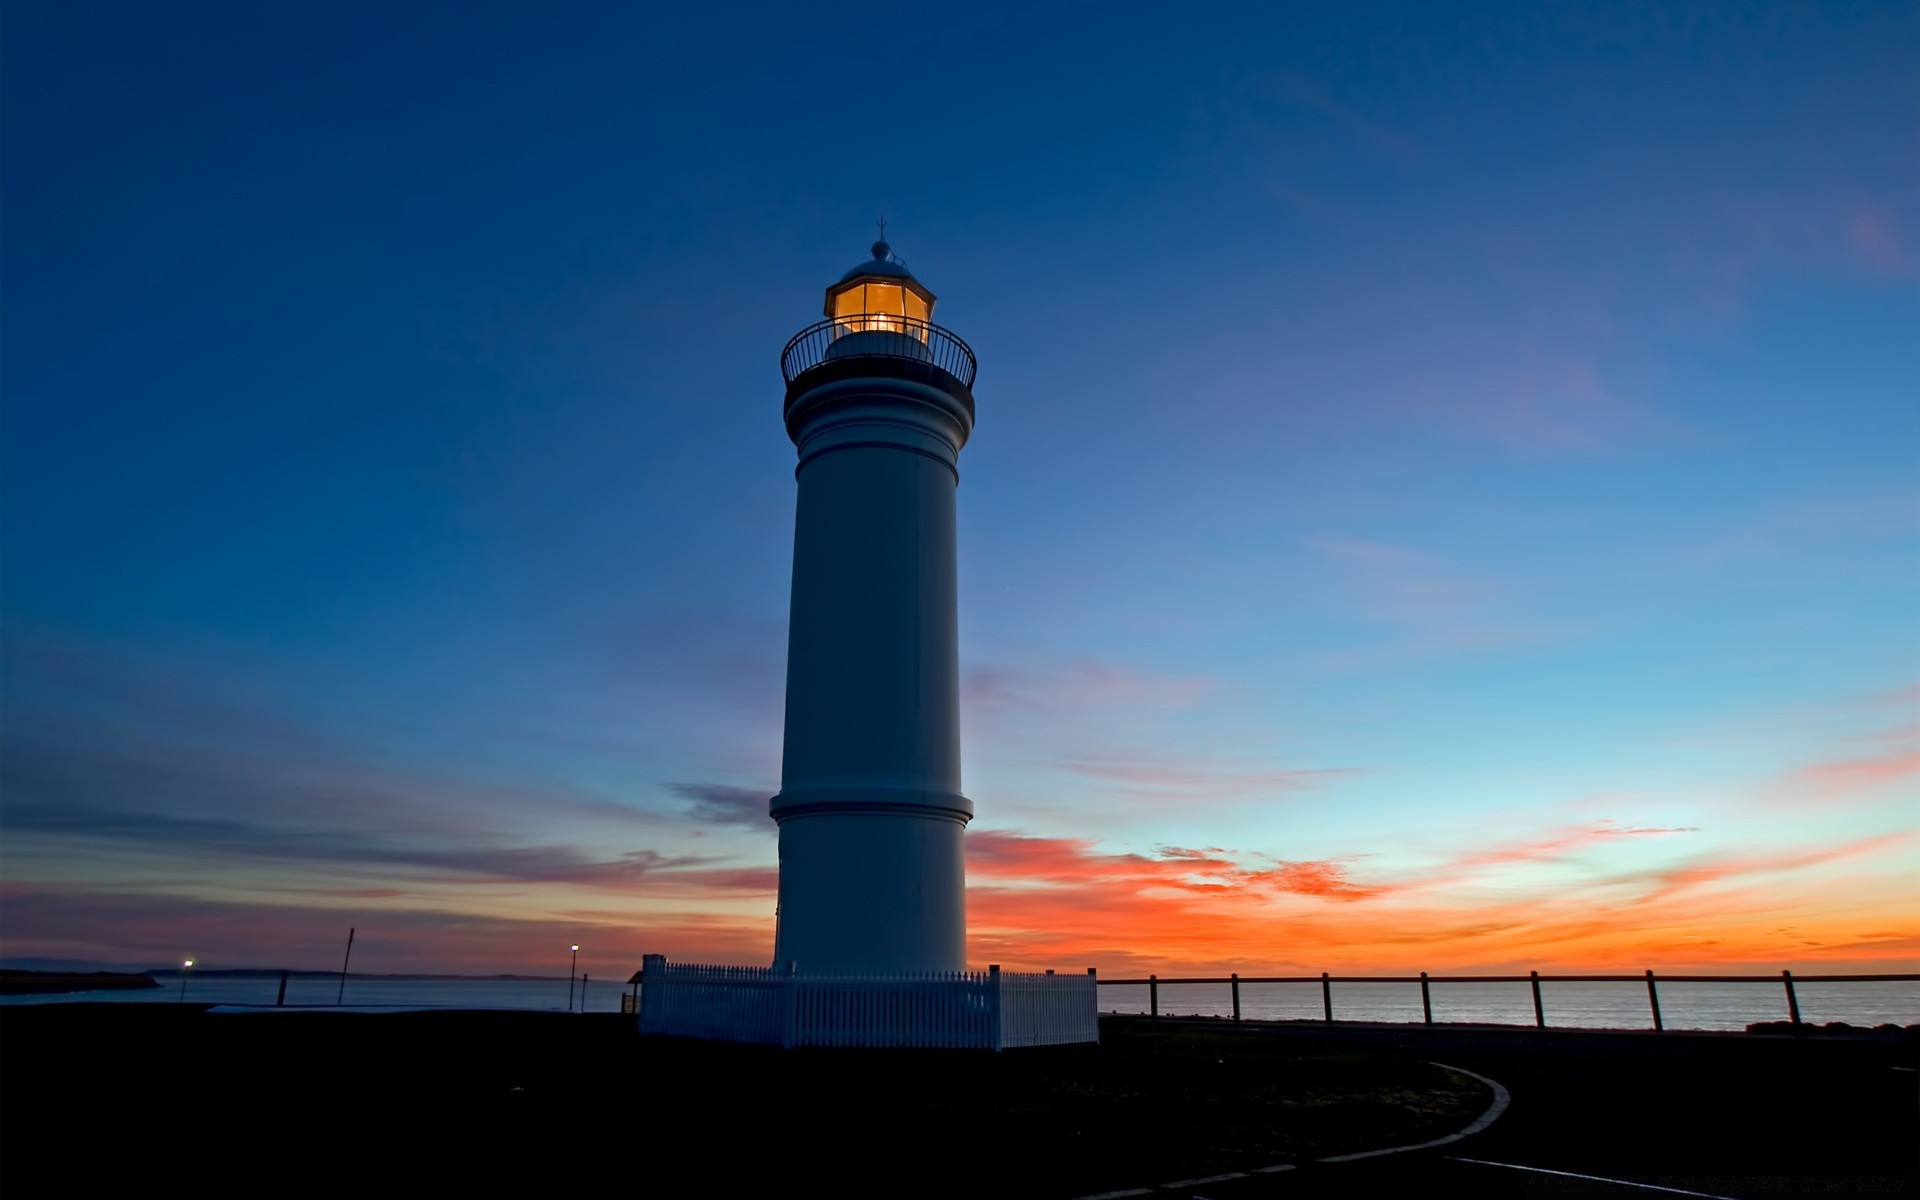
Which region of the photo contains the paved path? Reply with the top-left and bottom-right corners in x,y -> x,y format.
1097,1018 -> 1917,1198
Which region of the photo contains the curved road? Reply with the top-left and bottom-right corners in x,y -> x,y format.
1102,1018 -> 1917,1198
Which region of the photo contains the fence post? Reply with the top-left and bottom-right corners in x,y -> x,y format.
1321,972 -> 1332,1022
780,959 -> 798,1049
1420,971 -> 1432,1025
989,964 -> 1004,1051
1231,973 -> 1241,1022
1530,970 -> 1545,1028
638,953 -> 666,1031
1781,969 -> 1802,1030
1149,973 -> 1159,1020
1645,970 -> 1663,1032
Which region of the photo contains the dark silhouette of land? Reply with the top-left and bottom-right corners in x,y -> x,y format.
1,1007 -> 1912,1196
0,969 -> 158,995
2,1006 -> 1477,1195
1131,1016 -> 1918,1197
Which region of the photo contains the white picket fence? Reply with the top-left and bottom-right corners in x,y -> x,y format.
634,956 -> 1099,1049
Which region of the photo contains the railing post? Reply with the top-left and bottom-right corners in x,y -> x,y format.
1645,970 -> 1663,1032
1231,973 -> 1241,1022
1420,971 -> 1432,1025
276,970 -> 289,1007
1530,970 -> 1545,1028
780,959 -> 798,1048
989,964 -> 1004,1050
1782,969 -> 1802,1030
1089,967 -> 1100,1043
1321,972 -> 1333,1022
1149,973 -> 1159,1020
639,953 -> 666,1030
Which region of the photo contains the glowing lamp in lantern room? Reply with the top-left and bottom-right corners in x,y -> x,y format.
825,240 -> 935,343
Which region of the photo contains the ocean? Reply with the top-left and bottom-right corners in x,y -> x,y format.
0,975 -> 631,1013
5,973 -> 1915,1031
1101,978 -> 1920,1031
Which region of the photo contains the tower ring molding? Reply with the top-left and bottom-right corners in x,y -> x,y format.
769,785 -> 975,824
784,375 -> 975,479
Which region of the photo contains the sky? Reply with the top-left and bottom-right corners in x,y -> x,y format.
2,2 -> 1915,980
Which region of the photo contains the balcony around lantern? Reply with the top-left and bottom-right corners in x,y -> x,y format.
780,314 -> 977,389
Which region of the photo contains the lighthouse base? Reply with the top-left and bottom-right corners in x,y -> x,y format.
634,955 -> 1099,1049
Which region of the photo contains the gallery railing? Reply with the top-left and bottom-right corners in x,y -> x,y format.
780,316 -> 978,387
1099,970 -> 1919,1032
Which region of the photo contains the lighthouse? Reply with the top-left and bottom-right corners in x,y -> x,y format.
632,243 -> 1094,1047
770,240 -> 977,975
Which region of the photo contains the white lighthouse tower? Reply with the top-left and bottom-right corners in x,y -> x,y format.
633,243 -> 1096,1047
770,240 -> 976,975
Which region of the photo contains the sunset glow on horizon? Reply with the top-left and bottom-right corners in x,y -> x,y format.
3,5 -> 1914,981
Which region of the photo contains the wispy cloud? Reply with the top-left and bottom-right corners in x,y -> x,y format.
0,799 -> 779,894
1783,750 -> 1920,797
1244,860 -> 1384,901
1845,204 -> 1913,275
1691,487 -> 1920,563
1058,753 -> 1355,801
1400,354 -> 1687,456
1302,535 -> 1582,668
669,782 -> 772,829
0,884 -> 775,976
962,660 -> 1217,721
1258,71 -> 1422,165
1435,822 -> 1700,881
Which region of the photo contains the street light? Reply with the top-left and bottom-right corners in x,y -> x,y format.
177,959 -> 194,1004
567,945 -> 580,1012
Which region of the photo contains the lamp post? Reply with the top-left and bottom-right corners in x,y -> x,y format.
177,959 -> 194,1003
567,945 -> 580,1012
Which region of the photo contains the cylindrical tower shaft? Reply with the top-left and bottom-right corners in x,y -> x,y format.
771,245 -> 977,975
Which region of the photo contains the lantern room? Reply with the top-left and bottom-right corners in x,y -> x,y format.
826,240 -> 935,339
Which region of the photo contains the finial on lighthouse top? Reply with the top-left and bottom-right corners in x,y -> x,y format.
826,227 -> 936,321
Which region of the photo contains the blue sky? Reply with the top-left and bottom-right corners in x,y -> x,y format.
2,2 -> 1914,976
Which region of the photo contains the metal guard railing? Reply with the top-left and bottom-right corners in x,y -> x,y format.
780,316 -> 977,387
1103,969 -> 1919,1033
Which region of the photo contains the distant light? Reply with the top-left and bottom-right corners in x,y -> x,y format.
183,959 -> 194,968
571,945 -> 579,951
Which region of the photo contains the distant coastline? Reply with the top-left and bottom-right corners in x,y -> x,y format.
0,970 -> 160,996
144,969 -> 574,982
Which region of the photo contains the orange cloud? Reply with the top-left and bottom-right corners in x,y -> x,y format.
1786,749 -> 1920,795
1248,860 -> 1384,901
960,826 -> 1915,976
8,822 -> 1911,979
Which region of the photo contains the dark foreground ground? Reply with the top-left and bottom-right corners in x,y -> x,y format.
0,1008 -> 1912,1197
1,1005 -> 1478,1196
1142,1016 -> 1917,1198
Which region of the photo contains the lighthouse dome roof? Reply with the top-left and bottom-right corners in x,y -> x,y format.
838,240 -> 919,284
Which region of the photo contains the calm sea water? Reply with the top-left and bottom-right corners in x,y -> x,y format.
1101,979 -> 1920,1032
7,975 -> 1915,1031
0,975 -> 629,1013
